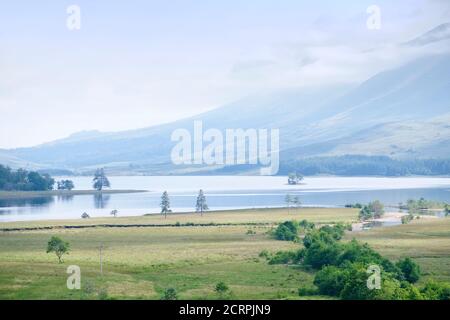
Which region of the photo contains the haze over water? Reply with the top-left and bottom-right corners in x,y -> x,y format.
1,176 -> 449,222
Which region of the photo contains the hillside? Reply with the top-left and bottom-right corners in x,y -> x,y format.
2,24 -> 450,175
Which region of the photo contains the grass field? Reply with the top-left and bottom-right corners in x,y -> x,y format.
0,207 -> 357,230
0,208 -> 449,300
347,218 -> 450,284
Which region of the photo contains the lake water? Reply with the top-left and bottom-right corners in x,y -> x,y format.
1,176 -> 449,222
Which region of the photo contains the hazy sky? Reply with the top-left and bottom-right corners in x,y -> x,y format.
1,0 -> 449,148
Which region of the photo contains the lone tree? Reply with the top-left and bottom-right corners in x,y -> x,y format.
110,209 -> 118,217
196,189 -> 209,216
359,200 -> 385,221
288,172 -> 304,185
46,236 -> 70,263
92,168 -> 110,191
285,194 -> 292,213
160,191 -> 171,218
161,288 -> 178,300
215,282 -> 230,297
292,195 -> 301,211
81,212 -> 90,219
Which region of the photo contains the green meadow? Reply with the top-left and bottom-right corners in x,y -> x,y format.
0,208 -> 448,300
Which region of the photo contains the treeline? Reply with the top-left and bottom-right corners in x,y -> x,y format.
280,155 -> 450,176
0,165 -> 55,191
262,221 -> 450,300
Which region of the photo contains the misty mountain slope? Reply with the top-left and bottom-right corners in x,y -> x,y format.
279,54 -> 450,147
7,87 -> 349,169
3,53 -> 450,173
283,114 -> 450,160
404,22 -> 450,47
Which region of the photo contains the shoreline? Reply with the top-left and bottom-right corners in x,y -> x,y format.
0,189 -> 148,199
0,207 -> 357,228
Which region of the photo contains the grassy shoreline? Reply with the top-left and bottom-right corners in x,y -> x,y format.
0,208 -> 448,300
0,207 -> 358,229
0,189 -> 147,199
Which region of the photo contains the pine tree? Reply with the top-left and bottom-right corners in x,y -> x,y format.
160,191 -> 171,218
196,189 -> 209,216
92,168 -> 110,191
285,194 -> 292,213
292,195 -> 301,212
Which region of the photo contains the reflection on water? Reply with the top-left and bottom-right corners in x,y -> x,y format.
57,194 -> 74,202
94,194 -> 110,209
0,196 -> 54,207
0,176 -> 449,222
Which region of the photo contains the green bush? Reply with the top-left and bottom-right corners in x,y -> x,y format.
420,281 -> 450,300
298,286 -> 319,296
314,265 -> 348,296
215,282 -> 229,295
359,200 -> 385,221
161,288 -> 178,300
298,220 -> 315,230
303,241 -> 341,269
273,221 -> 299,241
268,250 -> 303,265
396,258 -> 421,283
401,214 -> 414,225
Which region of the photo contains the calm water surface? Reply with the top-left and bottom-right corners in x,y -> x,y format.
1,176 -> 449,222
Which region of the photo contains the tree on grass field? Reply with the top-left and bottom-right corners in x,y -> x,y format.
110,209 -> 118,217
292,196 -> 301,211
161,288 -> 178,300
273,220 -> 299,241
160,191 -> 171,218
46,236 -> 70,263
285,194 -> 292,213
359,200 -> 385,221
196,189 -> 209,216
215,282 -> 230,297
92,168 -> 110,191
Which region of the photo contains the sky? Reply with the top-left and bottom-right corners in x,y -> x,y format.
1,0 -> 450,148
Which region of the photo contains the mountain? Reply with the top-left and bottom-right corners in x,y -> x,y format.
2,52 -> 450,174
404,22 -> 450,47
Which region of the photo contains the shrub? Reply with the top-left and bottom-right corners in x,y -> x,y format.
359,200 -> 385,221
314,265 -> 348,296
319,224 -> 346,240
337,240 -> 397,273
298,286 -> 319,296
161,288 -> 178,300
268,250 -> 303,265
420,281 -> 450,300
215,282 -> 229,295
401,214 -> 414,225
303,229 -> 336,249
258,250 -> 270,259
339,263 -> 380,300
273,221 -> 299,241
396,258 -> 421,283
303,241 -> 341,269
298,220 -> 315,230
